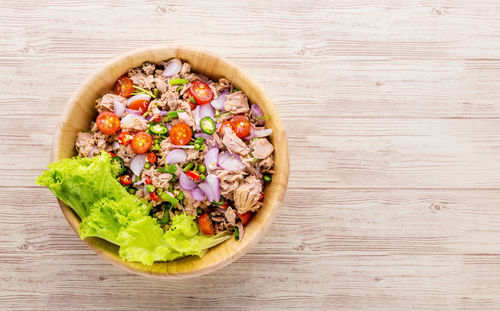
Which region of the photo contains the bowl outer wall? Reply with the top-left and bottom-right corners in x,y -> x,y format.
51,45 -> 289,278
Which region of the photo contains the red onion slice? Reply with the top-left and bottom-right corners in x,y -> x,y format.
205,174 -> 220,202
191,187 -> 205,201
124,108 -> 142,116
194,132 -> 212,140
112,141 -> 120,151
198,182 -> 215,202
251,104 -> 265,126
121,113 -> 146,125
126,94 -> 150,106
218,152 -> 246,171
113,100 -> 125,117
130,154 -> 147,176
88,147 -> 96,158
179,172 -> 197,191
162,58 -> 182,77
133,178 -> 144,187
254,128 -> 273,137
243,126 -> 255,140
199,103 -> 215,119
171,144 -> 195,149
164,149 -> 187,164
205,148 -> 219,171
193,106 -> 201,130
210,91 -> 228,110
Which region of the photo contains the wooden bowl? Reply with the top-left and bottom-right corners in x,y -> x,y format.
51,45 -> 289,278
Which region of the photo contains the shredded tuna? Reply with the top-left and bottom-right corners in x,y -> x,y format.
233,175 -> 263,214
224,207 -> 237,225
178,111 -> 195,127
222,127 -> 250,155
251,138 -> 274,159
259,154 -> 274,173
95,93 -> 126,113
224,91 -> 249,114
75,132 -> 94,157
120,115 -> 148,132
142,63 -> 156,75
128,68 -> 155,89
153,75 -> 169,94
115,144 -> 135,166
180,62 -> 191,75
215,169 -> 244,196
215,78 -> 230,93
141,168 -> 172,191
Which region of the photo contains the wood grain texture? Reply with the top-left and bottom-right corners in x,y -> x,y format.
3,0 -> 500,309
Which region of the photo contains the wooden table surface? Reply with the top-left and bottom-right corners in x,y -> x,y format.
3,0 -> 500,310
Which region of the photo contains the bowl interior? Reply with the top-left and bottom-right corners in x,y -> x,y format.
52,45 -> 289,278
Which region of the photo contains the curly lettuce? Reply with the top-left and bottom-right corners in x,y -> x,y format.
37,153 -> 230,266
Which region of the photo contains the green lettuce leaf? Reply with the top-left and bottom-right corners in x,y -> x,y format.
117,217 -> 183,265
163,213 -> 231,257
36,153 -> 129,219
37,153 -> 230,266
79,197 -> 149,245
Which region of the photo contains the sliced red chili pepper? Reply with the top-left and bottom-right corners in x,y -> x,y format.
186,170 -> 201,181
120,175 -> 132,186
259,193 -> 264,201
144,177 -> 152,185
106,151 -> 116,157
118,131 -> 133,145
147,152 -> 156,163
150,115 -> 162,123
238,211 -> 252,225
149,191 -> 159,201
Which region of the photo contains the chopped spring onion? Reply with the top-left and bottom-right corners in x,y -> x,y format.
133,85 -> 156,98
169,79 -> 189,85
234,227 -> 240,240
183,162 -> 194,172
146,184 -> 155,193
263,174 -> 272,183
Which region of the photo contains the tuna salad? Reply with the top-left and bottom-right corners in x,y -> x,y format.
74,59 -> 274,244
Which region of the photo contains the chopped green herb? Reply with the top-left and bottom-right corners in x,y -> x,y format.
176,86 -> 182,92
153,88 -> 159,98
189,97 -> 196,104
256,115 -> 270,121
212,198 -> 225,206
198,164 -> 206,174
144,162 -> 151,170
146,184 -> 155,193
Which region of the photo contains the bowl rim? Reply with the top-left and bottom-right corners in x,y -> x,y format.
51,45 -> 289,278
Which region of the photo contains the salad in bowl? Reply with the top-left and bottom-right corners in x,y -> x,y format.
38,57 -> 275,267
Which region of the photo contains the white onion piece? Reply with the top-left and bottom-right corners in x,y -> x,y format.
205,148 -> 219,171
198,182 -> 215,202
243,126 -> 255,140
164,149 -> 187,164
251,104 -> 265,126
130,154 -> 147,176
112,141 -> 120,151
218,152 -> 246,171
171,144 -> 195,149
199,103 -> 215,119
180,172 -> 197,191
205,174 -> 220,202
254,128 -> 273,137
210,91 -> 228,110
191,187 -> 205,201
162,58 -> 182,77
126,94 -> 150,106
113,100 -> 125,117
121,113 -> 146,125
